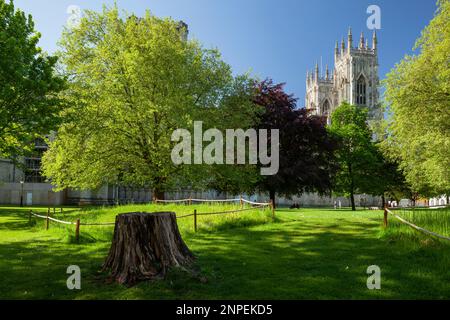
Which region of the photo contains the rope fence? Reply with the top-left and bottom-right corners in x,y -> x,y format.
241,199 -> 270,206
154,196 -> 273,232
154,197 -> 243,205
30,212 -> 75,225
192,198 -> 241,202
154,196 -> 269,206
383,206 -> 450,242
196,204 -> 267,216
27,197 -> 274,240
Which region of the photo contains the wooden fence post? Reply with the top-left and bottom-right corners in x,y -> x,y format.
194,209 -> 197,233
240,195 -> 243,209
46,210 -> 49,230
75,219 -> 80,243
60,208 -> 63,214
53,207 -> 56,215
189,197 -> 192,206
383,206 -> 388,228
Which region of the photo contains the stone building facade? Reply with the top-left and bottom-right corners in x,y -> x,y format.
305,28 -> 381,123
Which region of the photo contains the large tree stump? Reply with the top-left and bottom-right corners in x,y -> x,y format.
102,212 -> 194,287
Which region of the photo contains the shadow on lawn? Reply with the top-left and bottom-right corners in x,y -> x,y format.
187,220 -> 450,299
0,218 -> 30,231
0,209 -> 449,299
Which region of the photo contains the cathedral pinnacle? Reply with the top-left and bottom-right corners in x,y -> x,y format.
372,30 -> 378,50
359,31 -> 365,49
315,62 -> 319,80
347,27 -> 353,50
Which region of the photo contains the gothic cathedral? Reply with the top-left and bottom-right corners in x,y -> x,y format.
305,28 -> 380,123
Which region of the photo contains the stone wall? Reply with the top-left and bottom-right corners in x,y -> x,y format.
0,182 -> 65,206
249,192 -> 382,208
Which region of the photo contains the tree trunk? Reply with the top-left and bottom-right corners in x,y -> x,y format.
153,188 -> 165,201
350,191 -> 356,211
381,194 -> 385,209
269,189 -> 276,209
348,163 -> 356,211
102,212 -> 194,287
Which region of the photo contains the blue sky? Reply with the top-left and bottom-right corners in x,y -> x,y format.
14,0 -> 437,105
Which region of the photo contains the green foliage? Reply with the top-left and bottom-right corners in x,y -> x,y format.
374,155 -> 412,202
200,75 -> 263,195
329,103 -> 382,209
331,103 -> 411,205
204,163 -> 261,195
42,5 -> 258,192
0,0 -> 65,159
383,0 -> 450,196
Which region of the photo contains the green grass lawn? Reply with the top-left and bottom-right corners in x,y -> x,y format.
0,204 -> 449,299
386,207 -> 450,239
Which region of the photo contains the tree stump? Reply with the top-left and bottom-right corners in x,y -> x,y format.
102,212 -> 194,287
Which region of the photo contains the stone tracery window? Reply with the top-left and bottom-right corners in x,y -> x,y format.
356,75 -> 366,105
321,100 -> 330,116
321,99 -> 331,125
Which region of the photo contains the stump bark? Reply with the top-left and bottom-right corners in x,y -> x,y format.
102,212 -> 194,287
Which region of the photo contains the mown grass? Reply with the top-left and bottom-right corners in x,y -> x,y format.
0,205 -> 449,299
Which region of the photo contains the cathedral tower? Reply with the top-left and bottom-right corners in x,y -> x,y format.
306,28 -> 380,123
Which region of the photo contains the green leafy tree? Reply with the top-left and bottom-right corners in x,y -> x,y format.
329,103 -> 381,211
367,147 -> 412,207
254,80 -> 338,207
42,6 -> 257,197
383,0 -> 450,196
200,76 -> 262,196
0,0 -> 65,159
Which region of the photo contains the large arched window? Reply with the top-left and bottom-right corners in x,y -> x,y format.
321,100 -> 331,125
321,100 -> 330,116
356,75 -> 367,105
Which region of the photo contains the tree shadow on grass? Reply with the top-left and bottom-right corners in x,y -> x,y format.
0,211 -> 449,299
185,219 -> 450,299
